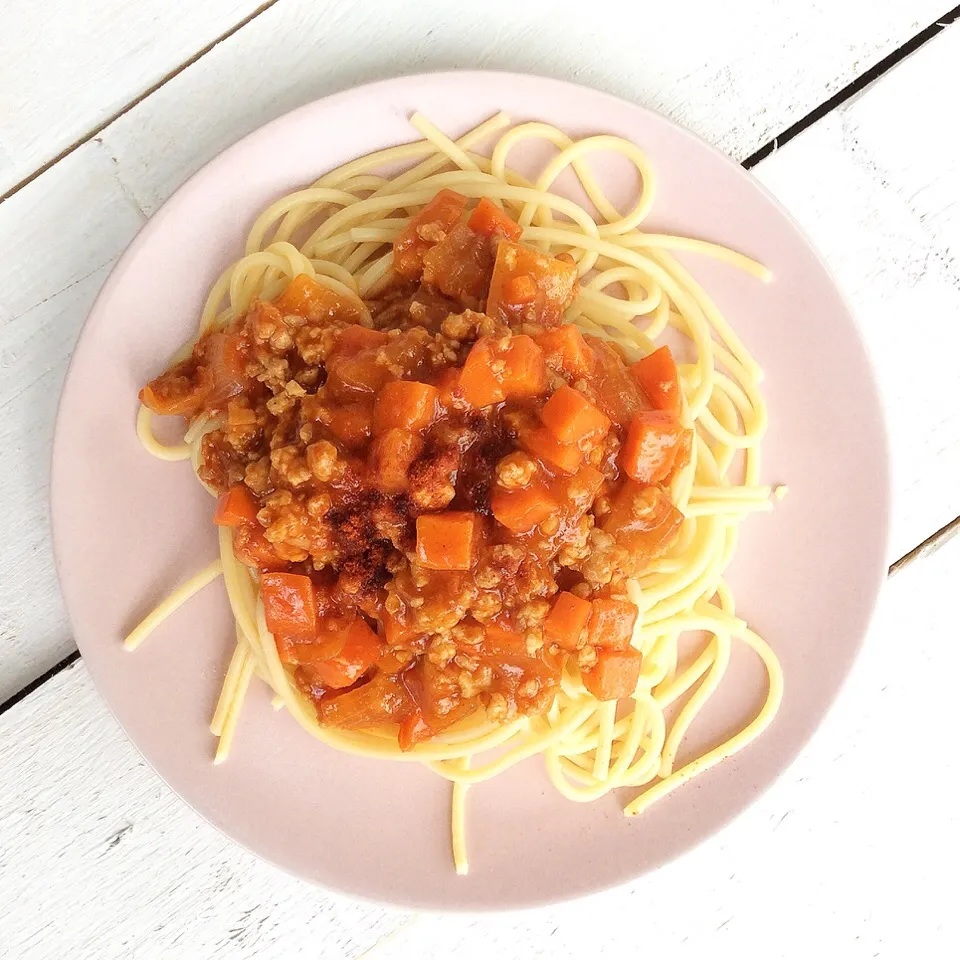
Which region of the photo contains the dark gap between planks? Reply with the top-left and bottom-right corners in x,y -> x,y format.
1,5 -> 959,712
0,0 -> 283,205
741,2 -> 960,167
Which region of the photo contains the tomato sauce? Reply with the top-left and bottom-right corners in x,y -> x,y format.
140,191 -> 691,746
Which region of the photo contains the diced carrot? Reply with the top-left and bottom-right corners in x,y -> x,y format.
519,425 -> 584,474
587,599 -> 639,651
261,572 -> 318,641
535,325 -> 594,378
621,411 -> 687,484
502,336 -> 547,397
373,380 -> 439,434
486,240 -> 578,328
275,615 -> 354,666
504,274 -> 537,304
478,621 -> 530,657
475,646 -> 563,699
398,700 -> 476,751
667,428 -> 693,483
412,658 -> 462,717
334,324 -> 390,356
326,352 -> 392,398
491,482 -> 558,533
422,223 -> 496,307
231,525 -> 288,571
415,512 -> 480,570
584,336 -> 648,426
376,650 -> 410,675
543,592 -> 593,652
581,649 -> 643,701
369,428 -> 423,493
629,346 -> 683,416
310,618 -> 384,690
540,385 -> 611,444
564,465 -> 605,511
326,403 -> 374,447
466,197 -> 523,241
139,361 -> 212,417
381,609 -> 424,646
319,672 -> 414,727
274,273 -> 366,325
213,484 -> 260,527
459,335 -> 547,408
397,710 -> 434,751
602,482 -> 684,564
457,338 -> 502,407
434,367 -> 464,414
393,189 -> 468,279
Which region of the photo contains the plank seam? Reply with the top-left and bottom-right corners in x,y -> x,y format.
0,651 -> 81,717
0,0 -> 282,206
742,2 -> 960,168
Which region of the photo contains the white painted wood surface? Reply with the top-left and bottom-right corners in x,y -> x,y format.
3,513 -> 957,959
0,0 -> 265,194
753,22 -> 960,557
2,0 -> 958,955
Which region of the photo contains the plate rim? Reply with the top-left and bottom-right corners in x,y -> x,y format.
49,68 -> 892,911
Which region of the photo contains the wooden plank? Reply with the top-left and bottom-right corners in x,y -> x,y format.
98,0 -> 946,216
0,146 -> 144,704
2,505 -> 957,957
753,22 -> 960,561
0,0 -> 951,699
0,0 -> 265,195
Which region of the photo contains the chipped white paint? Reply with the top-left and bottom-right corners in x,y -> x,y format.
1,1 -> 959,955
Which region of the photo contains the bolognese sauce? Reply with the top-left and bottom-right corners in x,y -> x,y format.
140,190 -> 691,750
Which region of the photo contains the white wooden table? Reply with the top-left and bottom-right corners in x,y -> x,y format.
2,1 -> 958,956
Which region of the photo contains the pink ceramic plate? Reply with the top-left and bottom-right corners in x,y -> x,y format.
51,72 -> 890,910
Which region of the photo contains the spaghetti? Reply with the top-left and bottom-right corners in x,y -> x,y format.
129,113 -> 783,875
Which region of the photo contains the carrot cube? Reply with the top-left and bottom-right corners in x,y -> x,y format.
540,385 -> 611,444
629,346 -> 683,416
213,484 -> 260,527
260,572 -> 318,640
587,599 -> 639,651
466,197 -> 523,241
274,274 -> 366,326
373,380 -> 439,433
536,325 -> 594,378
621,411 -> 686,484
519,425 -> 584,474
491,482 -> 559,533
415,512 -> 480,570
393,189 -> 468,279
544,592 -> 593,651
582,649 -> 643,700
459,336 -> 546,408
334,324 -> 390,356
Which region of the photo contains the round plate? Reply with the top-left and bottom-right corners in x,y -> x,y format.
51,71 -> 890,910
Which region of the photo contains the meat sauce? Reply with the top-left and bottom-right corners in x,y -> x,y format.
140,189 -> 692,749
